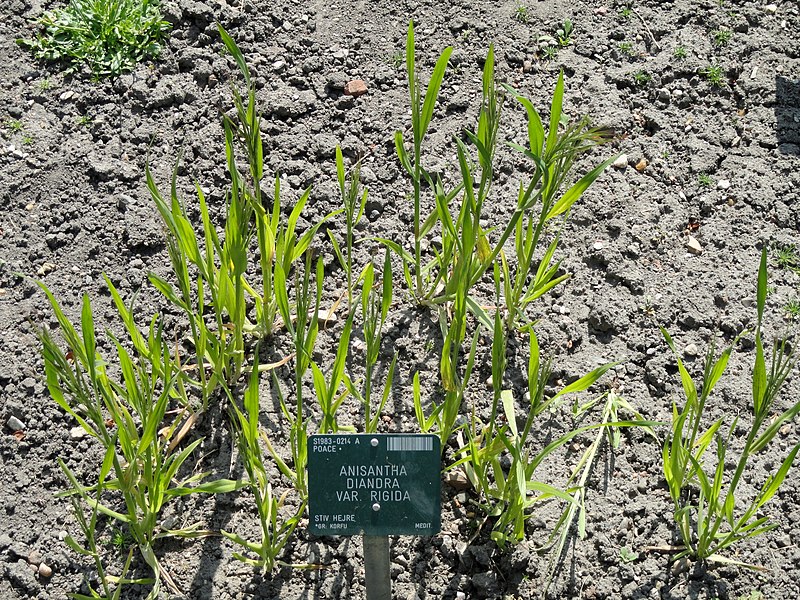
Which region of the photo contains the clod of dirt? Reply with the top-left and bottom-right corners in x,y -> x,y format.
344,79 -> 368,97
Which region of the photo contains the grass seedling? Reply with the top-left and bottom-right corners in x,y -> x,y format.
267,250 -> 323,498
453,325 -> 622,547
784,299 -> 800,319
38,283 -> 243,597
18,0 -> 170,78
632,70 -> 650,86
217,26 -> 336,339
701,64 -> 725,87
775,243 -> 800,274
224,357 -> 308,571
5,118 -> 23,132
60,456 -> 136,600
328,146 -> 367,310
544,389 -> 656,590
540,45 -> 558,61
619,6 -> 633,19
312,309 -> 353,434
711,28 -> 732,47
698,172 -> 714,187
344,253 -> 397,433
76,114 -> 92,126
499,76 -> 614,331
515,4 -> 530,23
662,248 -> 799,568
673,45 -> 688,59
394,20 -> 453,301
618,41 -> 634,56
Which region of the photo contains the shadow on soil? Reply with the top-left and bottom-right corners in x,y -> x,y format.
776,76 -> 799,155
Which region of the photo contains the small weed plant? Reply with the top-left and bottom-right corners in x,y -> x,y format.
701,64 -> 726,87
662,249 -> 799,568
673,45 -> 688,59
711,28 -> 732,47
698,172 -> 715,187
19,0 -> 170,78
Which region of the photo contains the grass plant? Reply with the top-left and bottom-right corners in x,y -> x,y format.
267,250 -> 323,498
344,253 -> 398,433
698,172 -> 714,187
701,64 -> 725,87
19,0 -> 170,78
711,28 -> 732,47
393,20 -> 453,301
775,243 -> 800,274
662,249 -> 799,568
37,283 -> 243,597
328,145 -> 367,310
452,324 -> 624,547
223,358 -> 308,571
60,458 -> 135,599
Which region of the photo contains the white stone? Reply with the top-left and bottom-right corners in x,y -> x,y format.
7,416 -> 24,431
717,179 -> 731,190
686,236 -> 702,255
612,154 -> 628,169
70,426 -> 87,439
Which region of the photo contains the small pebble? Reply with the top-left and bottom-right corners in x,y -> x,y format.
593,241 -> 604,250
717,179 -> 731,190
671,557 -> 690,576
7,416 -> 25,431
612,154 -> 628,169
635,158 -> 648,172
70,426 -> 87,439
28,550 -> 41,566
343,79 -> 368,97
38,563 -> 52,578
684,343 -> 699,357
686,236 -> 702,255
764,3 -> 777,14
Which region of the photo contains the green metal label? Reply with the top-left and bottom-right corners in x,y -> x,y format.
308,434 -> 441,536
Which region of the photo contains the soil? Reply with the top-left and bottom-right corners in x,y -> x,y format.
1,0 -> 799,598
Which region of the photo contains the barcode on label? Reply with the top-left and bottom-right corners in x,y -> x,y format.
387,436 -> 433,452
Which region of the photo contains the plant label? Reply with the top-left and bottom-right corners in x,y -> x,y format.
308,433 -> 441,536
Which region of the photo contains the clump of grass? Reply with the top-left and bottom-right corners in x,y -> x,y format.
662,249 -> 799,568
711,28 -> 732,47
701,64 -> 726,87
785,299 -> 800,320
632,70 -> 650,86
515,3 -> 530,23
18,0 -> 170,78
775,244 -> 800,274
4,118 -> 23,132
618,41 -> 635,56
673,45 -> 687,59
698,172 -> 715,187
